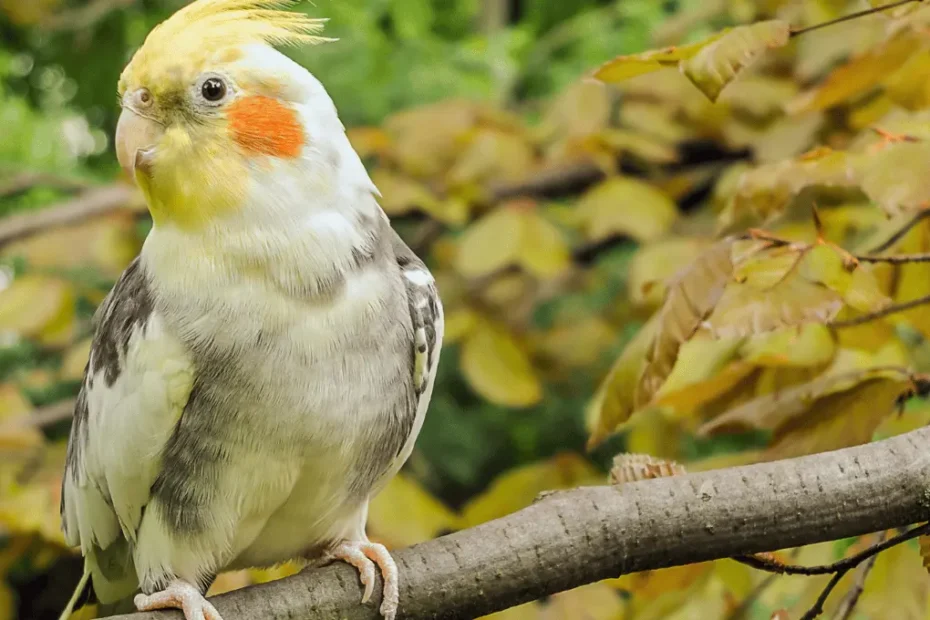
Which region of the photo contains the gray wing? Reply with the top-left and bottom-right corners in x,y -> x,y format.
371,231 -> 444,491
60,257 -> 195,603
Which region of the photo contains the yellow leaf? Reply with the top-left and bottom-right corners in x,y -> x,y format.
455,205 -> 569,279
681,20 -> 791,101
740,323 -> 836,368
719,75 -> 799,118
628,238 -> 712,308
368,474 -> 460,547
657,361 -> 757,417
60,338 -> 92,382
599,128 -> 679,164
460,454 -> 600,528
700,367 -> 916,459
618,101 -> 693,143
478,602 -> 543,620
721,148 -> 853,226
346,126 -> 391,159
517,210 -> 571,279
534,317 -> 616,369
0,441 -> 67,544
637,239 -> 735,408
371,169 -> 442,218
852,141 -> 930,217
443,308 -> 479,344
654,335 -> 747,412
2,213 -> 140,279
0,275 -> 75,346
594,37 -> 721,82
540,79 -> 612,140
448,128 -> 537,187
577,177 -> 677,243
455,208 -> 523,278
461,321 -> 541,408
857,536 -> 930,620
703,244 -> 848,339
588,317 -> 657,447
765,375 -> 914,459
612,562 -> 715,620
540,583 -> 625,620
787,32 -> 920,114
844,262 -> 892,314
383,99 -> 483,178
625,407 -> 685,461
714,559 -> 755,603
884,47 -> 930,110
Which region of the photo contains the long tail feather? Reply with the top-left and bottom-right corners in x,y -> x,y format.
58,565 -> 91,620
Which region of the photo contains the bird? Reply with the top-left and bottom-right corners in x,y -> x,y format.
57,2 -> 443,619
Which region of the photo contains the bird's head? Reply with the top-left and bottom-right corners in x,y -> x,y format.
116,0 -> 352,231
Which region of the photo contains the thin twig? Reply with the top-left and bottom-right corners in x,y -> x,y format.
868,210 -> 930,253
0,184 -> 140,247
831,531 -> 888,620
734,522 -> 930,576
857,252 -> 930,264
829,293 -> 930,328
790,0 -> 920,38
727,549 -> 803,620
800,570 -> 849,620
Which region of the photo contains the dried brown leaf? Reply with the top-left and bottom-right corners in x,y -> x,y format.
636,239 -> 735,408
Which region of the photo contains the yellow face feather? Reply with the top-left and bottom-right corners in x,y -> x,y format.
116,0 -> 332,232
119,0 -> 329,97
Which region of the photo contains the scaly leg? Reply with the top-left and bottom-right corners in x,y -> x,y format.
329,540 -> 399,620
134,579 -> 223,620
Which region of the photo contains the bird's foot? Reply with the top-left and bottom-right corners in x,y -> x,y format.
329,540 -> 399,620
134,579 -> 223,620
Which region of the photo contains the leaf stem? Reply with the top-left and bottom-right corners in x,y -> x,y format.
790,0 -> 921,38
868,209 -> 930,253
830,293 -> 930,328
734,522 -> 930,575
830,531 -> 888,620
857,252 -> 930,264
800,570 -> 849,620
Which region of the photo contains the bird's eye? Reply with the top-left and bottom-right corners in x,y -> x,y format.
201,77 -> 227,102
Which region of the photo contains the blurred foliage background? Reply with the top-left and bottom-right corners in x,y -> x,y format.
6,0 -> 930,619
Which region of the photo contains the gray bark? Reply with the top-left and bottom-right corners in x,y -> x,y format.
108,426 -> 930,620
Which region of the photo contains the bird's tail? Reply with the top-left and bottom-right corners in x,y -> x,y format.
58,565 -> 91,620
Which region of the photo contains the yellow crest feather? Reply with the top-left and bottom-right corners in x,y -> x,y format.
119,0 -> 331,94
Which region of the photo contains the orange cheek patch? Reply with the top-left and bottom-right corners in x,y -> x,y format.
227,95 -> 305,159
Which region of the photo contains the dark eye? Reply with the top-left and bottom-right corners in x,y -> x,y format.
201,77 -> 227,102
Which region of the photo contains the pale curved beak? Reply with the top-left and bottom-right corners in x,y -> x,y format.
115,108 -> 163,179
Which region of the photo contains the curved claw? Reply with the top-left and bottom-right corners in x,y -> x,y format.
134,579 -> 223,620
331,540 -> 400,620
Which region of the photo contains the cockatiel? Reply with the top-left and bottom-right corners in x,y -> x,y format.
58,2 -> 443,619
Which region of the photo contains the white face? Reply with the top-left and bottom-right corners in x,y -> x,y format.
227,44 -> 378,213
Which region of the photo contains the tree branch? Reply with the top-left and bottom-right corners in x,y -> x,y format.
0,184 -> 140,247
106,426 -> 930,620
830,293 -> 930,328
831,531 -> 887,620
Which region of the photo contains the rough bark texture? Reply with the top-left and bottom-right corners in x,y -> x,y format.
109,426 -> 930,620
0,184 -> 138,246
